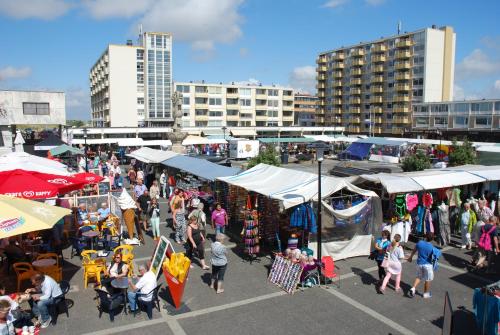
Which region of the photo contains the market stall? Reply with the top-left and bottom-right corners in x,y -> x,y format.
338,137 -> 407,163
217,163 -> 382,260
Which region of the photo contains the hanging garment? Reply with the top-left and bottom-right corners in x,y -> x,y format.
437,188 -> 449,202
289,203 -> 317,233
423,192 -> 433,208
416,205 -> 425,234
424,208 -> 434,233
394,194 -> 406,217
405,193 -> 419,212
382,220 -> 411,243
437,203 -> 451,245
448,188 -> 462,207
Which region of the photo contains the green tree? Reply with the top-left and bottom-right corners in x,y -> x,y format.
448,139 -> 477,166
401,151 -> 431,172
67,120 -> 86,127
247,146 -> 281,169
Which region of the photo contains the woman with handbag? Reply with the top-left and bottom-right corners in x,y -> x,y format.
377,234 -> 404,294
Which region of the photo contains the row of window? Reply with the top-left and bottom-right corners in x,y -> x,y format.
22,102 -> 50,115
414,101 -> 500,113
176,85 -> 291,96
415,116 -> 495,127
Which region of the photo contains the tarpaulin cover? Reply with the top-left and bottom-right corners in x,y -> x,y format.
34,134 -> 65,151
127,147 -> 178,164
49,144 -> 83,156
338,142 -> 372,160
161,155 -> 240,181
217,163 -> 378,209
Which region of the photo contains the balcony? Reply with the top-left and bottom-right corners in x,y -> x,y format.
317,73 -> 326,80
350,88 -> 361,95
226,114 -> 239,121
373,127 -> 383,134
370,86 -> 383,94
333,108 -> 342,115
350,97 -> 361,104
351,49 -> 365,57
351,59 -> 364,67
283,104 -> 293,111
350,107 -> 361,114
319,100 -> 326,106
391,127 -> 405,135
333,71 -> 343,78
318,65 -> 328,72
195,115 -> 209,121
370,96 -> 383,104
395,73 -> 411,81
255,115 -> 268,121
393,106 -> 410,113
351,68 -> 362,76
371,65 -> 384,73
283,93 -> 294,100
393,95 -> 410,103
226,92 -> 239,99
373,107 -> 383,114
395,83 -> 411,91
195,92 -> 208,98
371,76 -> 384,83
333,80 -> 343,87
395,61 -> 411,70
333,62 -> 345,69
333,89 -> 343,96
318,91 -> 326,98
317,56 -> 328,64
351,117 -> 361,124
350,78 -> 362,86
395,50 -> 411,59
256,93 -> 267,100
195,103 -> 209,109
333,98 -> 343,105
373,117 -> 383,124
334,53 -> 345,61
372,44 -> 387,53
396,39 -> 413,48
316,83 -> 326,89
347,126 -> 361,133
371,55 -> 386,63
393,116 -> 410,124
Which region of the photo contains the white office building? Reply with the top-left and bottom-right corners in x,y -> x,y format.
90,32 -> 172,128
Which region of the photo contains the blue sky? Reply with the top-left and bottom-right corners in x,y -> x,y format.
0,0 -> 499,120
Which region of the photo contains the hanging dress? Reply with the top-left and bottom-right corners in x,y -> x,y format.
243,210 -> 260,255
394,194 -> 406,217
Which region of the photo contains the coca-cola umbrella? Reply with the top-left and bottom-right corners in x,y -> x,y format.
72,172 -> 105,184
0,169 -> 85,199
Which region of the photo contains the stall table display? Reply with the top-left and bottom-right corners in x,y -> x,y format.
268,255 -> 303,294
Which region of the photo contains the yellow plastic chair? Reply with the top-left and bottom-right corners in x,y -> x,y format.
81,250 -> 105,288
13,262 -> 38,292
36,253 -> 62,282
113,245 -> 135,276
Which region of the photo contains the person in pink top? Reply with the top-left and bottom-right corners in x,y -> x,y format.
211,203 -> 228,235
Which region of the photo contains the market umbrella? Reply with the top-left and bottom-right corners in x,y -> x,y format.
0,169 -> 85,199
0,194 -> 71,239
49,144 -> 84,157
0,152 -> 70,176
73,172 -> 105,184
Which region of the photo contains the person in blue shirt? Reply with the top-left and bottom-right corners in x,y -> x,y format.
374,230 -> 391,284
97,202 -> 110,221
408,232 -> 435,298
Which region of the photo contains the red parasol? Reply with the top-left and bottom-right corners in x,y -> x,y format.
0,169 -> 85,199
72,172 -> 105,184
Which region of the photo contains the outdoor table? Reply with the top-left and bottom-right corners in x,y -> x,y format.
111,277 -> 129,314
82,230 -> 100,250
32,258 -> 56,269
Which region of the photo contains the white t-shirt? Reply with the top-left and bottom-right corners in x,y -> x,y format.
135,271 -> 156,302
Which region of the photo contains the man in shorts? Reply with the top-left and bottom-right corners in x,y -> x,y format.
407,232 -> 435,299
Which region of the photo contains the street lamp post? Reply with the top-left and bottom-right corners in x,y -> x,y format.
82,127 -> 89,172
221,126 -> 227,157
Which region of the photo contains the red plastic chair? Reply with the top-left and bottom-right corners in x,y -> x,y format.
321,256 -> 340,288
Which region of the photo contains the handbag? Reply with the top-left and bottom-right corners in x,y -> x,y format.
381,249 -> 391,268
368,250 -> 377,260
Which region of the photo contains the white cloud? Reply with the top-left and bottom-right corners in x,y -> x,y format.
239,47 -> 249,58
233,78 -> 260,86
0,66 -> 32,81
65,87 -> 90,120
322,0 -> 349,8
494,79 -> 500,92
81,0 -> 153,19
0,0 -> 72,20
365,0 -> 386,5
453,84 -> 464,100
480,36 -> 500,51
137,0 -> 244,55
288,66 -> 316,94
455,49 -> 500,80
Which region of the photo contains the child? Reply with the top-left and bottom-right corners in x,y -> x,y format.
378,233 -> 404,294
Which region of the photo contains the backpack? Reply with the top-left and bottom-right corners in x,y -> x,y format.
430,246 -> 441,271
478,226 -> 496,251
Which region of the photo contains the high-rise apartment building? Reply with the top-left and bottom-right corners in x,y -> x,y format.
316,25 -> 455,135
90,32 -> 172,127
174,82 -> 294,127
294,94 -> 317,126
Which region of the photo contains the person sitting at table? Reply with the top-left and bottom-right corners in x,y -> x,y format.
127,264 -> 156,314
0,299 -> 14,335
0,282 -> 32,331
101,253 -> 129,292
26,273 -> 63,329
77,203 -> 88,226
4,239 -> 28,264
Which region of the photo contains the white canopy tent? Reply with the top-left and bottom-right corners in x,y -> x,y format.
182,135 -> 227,146
217,163 -> 382,260
141,140 -> 172,147
352,165 -> 500,194
126,147 -> 178,164
0,151 -> 70,175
